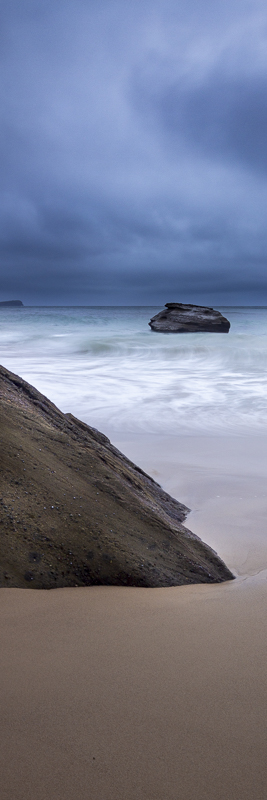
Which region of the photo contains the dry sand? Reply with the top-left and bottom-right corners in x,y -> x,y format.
1,434 -> 267,800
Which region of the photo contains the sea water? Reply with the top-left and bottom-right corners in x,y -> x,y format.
0,305 -> 267,438
1,304 -> 267,575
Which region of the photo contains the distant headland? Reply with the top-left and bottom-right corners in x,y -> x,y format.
0,300 -> 24,307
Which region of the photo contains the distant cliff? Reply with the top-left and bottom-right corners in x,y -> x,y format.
0,300 -> 24,307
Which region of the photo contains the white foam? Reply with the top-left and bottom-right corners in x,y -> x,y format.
1,306 -> 267,436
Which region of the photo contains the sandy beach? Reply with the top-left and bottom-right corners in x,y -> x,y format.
1,434 -> 267,800
1,578 -> 267,800
1,0 -> 267,790
114,434 -> 267,577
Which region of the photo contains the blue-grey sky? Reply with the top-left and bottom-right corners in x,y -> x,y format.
1,0 -> 267,304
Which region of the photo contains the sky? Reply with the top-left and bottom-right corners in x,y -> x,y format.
1,0 -> 267,305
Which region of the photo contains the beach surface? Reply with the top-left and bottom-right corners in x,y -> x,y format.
1,434 -> 267,800
114,433 -> 267,578
1,575 -> 267,800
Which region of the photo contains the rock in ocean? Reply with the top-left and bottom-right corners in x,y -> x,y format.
149,303 -> 230,333
0,364 -> 233,589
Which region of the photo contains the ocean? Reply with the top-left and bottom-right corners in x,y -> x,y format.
1,305 -> 267,438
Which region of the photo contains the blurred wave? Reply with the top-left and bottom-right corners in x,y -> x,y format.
0,306 -> 267,436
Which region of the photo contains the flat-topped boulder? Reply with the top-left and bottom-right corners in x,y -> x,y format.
149,303 -> 230,333
0,364 -> 233,589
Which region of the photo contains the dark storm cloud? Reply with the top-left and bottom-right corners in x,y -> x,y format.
137,74 -> 267,175
1,0 -> 267,303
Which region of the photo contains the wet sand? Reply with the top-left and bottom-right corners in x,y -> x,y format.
114,434 -> 267,577
1,434 -> 267,800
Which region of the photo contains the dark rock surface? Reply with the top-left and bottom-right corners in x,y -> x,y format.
0,300 -> 24,307
149,303 -> 230,333
0,364 -> 233,588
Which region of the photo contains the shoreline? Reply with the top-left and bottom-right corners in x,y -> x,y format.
1,430 -> 267,798
112,432 -> 267,578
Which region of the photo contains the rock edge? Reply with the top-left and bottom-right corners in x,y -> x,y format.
0,364 -> 234,588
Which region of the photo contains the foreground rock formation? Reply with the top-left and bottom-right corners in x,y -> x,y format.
0,365 -> 233,588
149,303 -> 230,332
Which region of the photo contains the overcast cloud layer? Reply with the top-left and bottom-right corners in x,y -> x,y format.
1,0 -> 267,304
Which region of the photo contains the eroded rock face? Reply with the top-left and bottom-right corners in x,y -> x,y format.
0,364 -> 233,588
149,303 -> 230,333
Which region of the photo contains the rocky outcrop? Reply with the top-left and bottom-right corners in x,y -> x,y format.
149,303 -> 230,333
0,364 -> 233,589
0,300 -> 23,307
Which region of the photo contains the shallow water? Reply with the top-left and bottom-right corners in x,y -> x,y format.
1,305 -> 267,437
